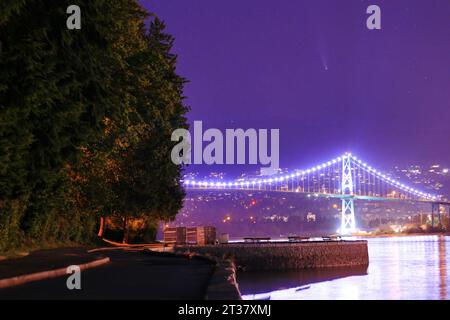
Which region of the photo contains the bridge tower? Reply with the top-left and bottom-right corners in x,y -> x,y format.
340,154 -> 356,235
431,203 -> 441,228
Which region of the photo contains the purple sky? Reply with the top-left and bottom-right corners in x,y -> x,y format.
142,0 -> 450,176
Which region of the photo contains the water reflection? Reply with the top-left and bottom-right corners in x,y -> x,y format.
239,236 -> 450,300
239,266 -> 368,300
439,236 -> 446,299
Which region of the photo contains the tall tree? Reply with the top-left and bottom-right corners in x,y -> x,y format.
77,17 -> 189,243
0,1 -> 190,250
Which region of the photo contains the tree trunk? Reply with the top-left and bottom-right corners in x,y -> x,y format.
122,217 -> 129,244
97,216 -> 105,238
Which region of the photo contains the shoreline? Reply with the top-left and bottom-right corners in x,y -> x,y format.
354,232 -> 450,238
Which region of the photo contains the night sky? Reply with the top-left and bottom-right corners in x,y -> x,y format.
142,0 -> 450,176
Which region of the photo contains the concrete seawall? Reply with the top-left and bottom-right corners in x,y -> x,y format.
175,240 -> 369,271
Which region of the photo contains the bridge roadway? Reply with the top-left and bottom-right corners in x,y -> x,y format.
186,187 -> 450,206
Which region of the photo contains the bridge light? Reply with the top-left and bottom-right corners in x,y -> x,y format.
268,179 -> 273,183
290,174 -> 295,178
332,159 -> 337,164
295,172 -> 301,176
184,180 -> 190,185
337,157 -> 342,161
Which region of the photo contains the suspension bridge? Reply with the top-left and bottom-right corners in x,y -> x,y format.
182,153 -> 450,235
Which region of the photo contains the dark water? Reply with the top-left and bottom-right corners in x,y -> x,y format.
238,235 -> 450,300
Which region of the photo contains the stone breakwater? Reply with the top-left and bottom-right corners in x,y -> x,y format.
205,258 -> 241,300
143,249 -> 241,300
175,240 -> 369,271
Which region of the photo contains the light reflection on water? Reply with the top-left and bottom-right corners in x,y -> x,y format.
238,235 -> 450,300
